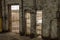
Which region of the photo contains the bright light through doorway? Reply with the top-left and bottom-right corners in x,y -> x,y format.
36,10 -> 42,38
11,5 -> 19,10
11,5 -> 19,33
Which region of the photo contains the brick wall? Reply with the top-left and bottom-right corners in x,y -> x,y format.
42,0 -> 58,38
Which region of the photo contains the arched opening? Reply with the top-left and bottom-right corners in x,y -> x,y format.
25,11 -> 31,35
36,10 -> 42,38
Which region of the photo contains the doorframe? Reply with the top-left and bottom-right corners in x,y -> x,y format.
24,9 -> 31,35
7,3 -> 19,32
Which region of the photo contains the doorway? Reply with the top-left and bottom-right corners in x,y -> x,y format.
25,12 -> 31,35
8,5 -> 19,33
36,10 -> 42,38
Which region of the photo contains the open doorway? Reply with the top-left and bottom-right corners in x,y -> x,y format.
25,12 -> 31,35
36,10 -> 42,38
8,5 -> 19,33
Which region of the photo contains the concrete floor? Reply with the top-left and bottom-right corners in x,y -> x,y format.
0,32 -> 42,40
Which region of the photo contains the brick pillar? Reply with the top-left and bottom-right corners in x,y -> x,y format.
57,0 -> 60,40
2,0 -> 8,32
30,12 -> 36,38
57,18 -> 60,40
19,8 -> 24,35
0,0 -> 3,32
19,6 -> 26,36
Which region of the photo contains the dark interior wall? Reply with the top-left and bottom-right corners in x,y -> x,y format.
2,0 -> 6,32
57,0 -> 60,40
0,0 -> 3,32
36,0 -> 43,10
1,0 -> 59,39
5,0 -> 20,4
22,0 -> 42,10
0,0 -> 2,17
42,0 -> 58,39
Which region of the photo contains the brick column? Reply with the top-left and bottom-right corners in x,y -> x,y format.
0,0 -> 3,32
57,0 -> 60,39
2,0 -> 8,32
19,1 -> 26,35
30,11 -> 36,38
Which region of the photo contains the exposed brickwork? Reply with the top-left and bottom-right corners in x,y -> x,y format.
1,0 -> 59,39
42,0 -> 58,39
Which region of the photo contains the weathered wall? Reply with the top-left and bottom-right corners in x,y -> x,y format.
2,0 -> 6,31
0,0 -> 3,32
1,0 -> 59,39
42,0 -> 58,38
3,0 -> 42,36
5,0 -> 20,4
